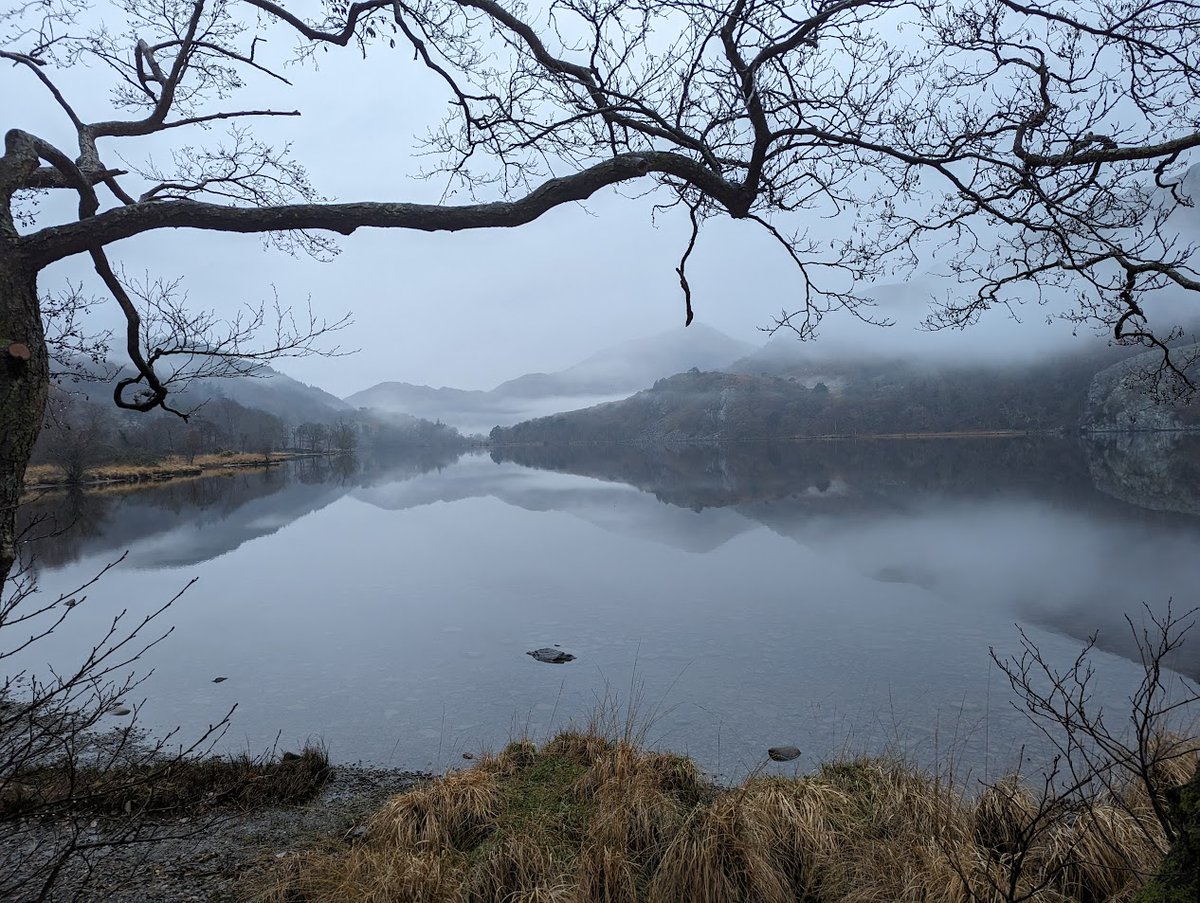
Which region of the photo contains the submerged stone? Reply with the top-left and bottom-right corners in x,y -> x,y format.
767,745 -> 801,762
526,647 -> 576,664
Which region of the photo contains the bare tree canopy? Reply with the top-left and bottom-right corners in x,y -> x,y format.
2,0 -> 1200,586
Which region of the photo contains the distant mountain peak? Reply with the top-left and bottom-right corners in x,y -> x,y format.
490,324 -> 753,397
344,325 -> 755,428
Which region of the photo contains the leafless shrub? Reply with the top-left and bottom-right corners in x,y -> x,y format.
0,545 -> 331,900
946,602 -> 1200,901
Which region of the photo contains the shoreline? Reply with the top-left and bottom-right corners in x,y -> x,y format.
25,432 -> 1041,493
13,725 -> 1195,900
11,762 -> 429,903
21,451 -> 341,493
26,427 -> 1200,498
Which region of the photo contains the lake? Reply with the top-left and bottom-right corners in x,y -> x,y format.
15,435 -> 1200,782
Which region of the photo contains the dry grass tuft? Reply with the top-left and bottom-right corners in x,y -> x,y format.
502,885 -> 576,903
368,767 -> 501,851
496,739 -> 540,772
815,757 -> 960,842
576,843 -> 640,903
573,742 -> 709,871
575,744 -> 701,796
588,786 -> 685,867
649,793 -> 793,902
1046,801 -> 1164,903
542,730 -> 612,767
465,832 -> 570,901
738,777 -> 846,895
965,776 -> 1167,903
974,774 -> 1042,859
1117,731 -> 1200,826
255,848 -> 464,903
770,759 -> 972,902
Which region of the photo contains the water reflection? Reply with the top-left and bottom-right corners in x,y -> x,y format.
16,436 -> 1200,777
19,448 -> 462,571
493,436 -> 1126,512
1084,432 -> 1200,515
492,436 -> 1200,680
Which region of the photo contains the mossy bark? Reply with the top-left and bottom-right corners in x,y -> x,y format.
0,255 -> 48,589
1133,765 -> 1200,902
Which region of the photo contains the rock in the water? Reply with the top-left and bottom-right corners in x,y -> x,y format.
526,647 -> 576,664
767,745 -> 801,762
212,676 -> 227,683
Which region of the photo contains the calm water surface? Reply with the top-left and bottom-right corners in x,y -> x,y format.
17,436 -> 1200,781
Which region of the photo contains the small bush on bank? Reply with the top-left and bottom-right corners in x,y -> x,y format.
1,742 -> 332,818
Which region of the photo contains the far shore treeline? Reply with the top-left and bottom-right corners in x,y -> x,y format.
36,330 -> 1200,490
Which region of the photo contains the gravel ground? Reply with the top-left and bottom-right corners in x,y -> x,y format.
30,766 -> 427,902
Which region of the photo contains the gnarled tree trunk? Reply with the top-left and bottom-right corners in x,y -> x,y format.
0,254 -> 47,589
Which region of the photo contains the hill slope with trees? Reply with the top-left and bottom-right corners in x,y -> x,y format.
491,343 -> 1155,444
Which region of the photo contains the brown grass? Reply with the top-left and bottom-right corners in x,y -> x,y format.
261,848 -> 464,903
22,451 -> 306,489
1118,732 -> 1200,825
369,767 -> 503,851
1046,801 -> 1162,903
23,463 -> 71,485
973,774 -> 1041,859
250,734 -> 1183,903
465,832 -> 572,901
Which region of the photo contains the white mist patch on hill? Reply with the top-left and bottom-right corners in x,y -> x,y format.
343,324 -> 754,432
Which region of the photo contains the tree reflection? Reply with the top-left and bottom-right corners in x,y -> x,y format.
19,448 -> 458,569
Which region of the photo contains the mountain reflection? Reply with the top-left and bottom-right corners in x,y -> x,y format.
21,437 -> 1200,680
1084,433 -> 1200,516
492,436 -> 1147,513
492,436 -> 1200,679
19,448 -> 464,571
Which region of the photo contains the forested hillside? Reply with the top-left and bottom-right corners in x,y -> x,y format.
491,345 -> 1141,444
32,366 -> 468,482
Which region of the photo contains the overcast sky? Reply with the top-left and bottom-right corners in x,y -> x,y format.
5,7 -> 1196,397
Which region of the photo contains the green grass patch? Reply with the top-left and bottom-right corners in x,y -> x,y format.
491,742 -> 594,849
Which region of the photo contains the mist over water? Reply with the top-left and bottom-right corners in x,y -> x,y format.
18,437 -> 1200,781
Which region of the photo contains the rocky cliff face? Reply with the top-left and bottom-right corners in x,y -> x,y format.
1083,343 -> 1200,431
